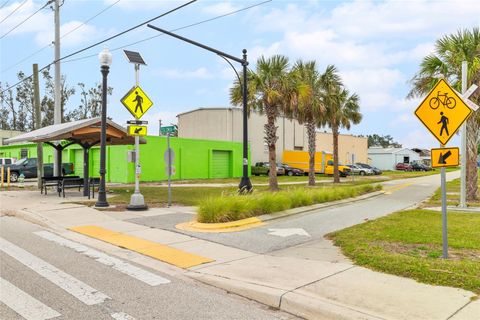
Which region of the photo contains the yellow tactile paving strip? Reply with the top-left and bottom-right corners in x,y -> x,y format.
69,225 -> 214,269
176,217 -> 264,233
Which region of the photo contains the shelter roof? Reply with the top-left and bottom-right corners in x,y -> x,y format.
5,118 -> 142,146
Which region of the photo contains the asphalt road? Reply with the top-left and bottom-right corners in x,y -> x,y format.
0,216 -> 299,320
129,171 -> 460,254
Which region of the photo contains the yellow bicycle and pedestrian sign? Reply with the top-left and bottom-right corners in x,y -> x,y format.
414,79 -> 472,145
121,86 -> 153,120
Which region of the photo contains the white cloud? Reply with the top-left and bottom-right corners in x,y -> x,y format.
156,67 -> 213,79
0,0 -> 51,37
35,21 -> 101,47
201,2 -> 240,15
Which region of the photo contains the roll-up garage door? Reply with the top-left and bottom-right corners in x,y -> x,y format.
211,150 -> 231,178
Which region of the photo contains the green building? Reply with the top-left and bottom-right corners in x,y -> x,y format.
0,136 -> 247,183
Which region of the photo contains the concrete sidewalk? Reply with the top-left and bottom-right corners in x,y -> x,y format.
0,188 -> 478,320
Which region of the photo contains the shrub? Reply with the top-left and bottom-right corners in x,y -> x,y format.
197,184 -> 382,223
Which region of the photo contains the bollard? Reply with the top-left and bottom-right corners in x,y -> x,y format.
7,167 -> 10,188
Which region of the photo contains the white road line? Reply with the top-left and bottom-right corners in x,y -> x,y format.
0,277 -> 61,320
0,237 -> 109,306
34,231 -> 170,286
111,312 -> 137,320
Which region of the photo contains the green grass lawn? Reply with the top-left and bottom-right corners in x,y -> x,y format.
329,209 -> 480,294
424,169 -> 480,207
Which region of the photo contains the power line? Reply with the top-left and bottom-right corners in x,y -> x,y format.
64,0 -> 272,63
0,0 -> 27,24
0,0 -> 197,95
1,0 -> 120,73
0,0 -> 53,39
0,0 -> 11,10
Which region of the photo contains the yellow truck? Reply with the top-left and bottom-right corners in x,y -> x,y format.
282,150 -> 351,177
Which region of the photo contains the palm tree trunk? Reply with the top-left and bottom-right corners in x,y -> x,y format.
466,116 -> 479,200
265,109 -> 279,191
306,121 -> 316,186
332,124 -> 340,183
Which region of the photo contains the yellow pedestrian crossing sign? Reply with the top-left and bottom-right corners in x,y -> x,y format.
127,125 -> 147,136
121,86 -> 153,119
414,79 -> 472,145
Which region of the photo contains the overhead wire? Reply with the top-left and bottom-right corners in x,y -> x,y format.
0,0 -> 53,39
0,0 -> 11,10
0,0 -> 27,24
64,0 -> 272,63
1,0 -> 272,95
1,0 -> 121,73
1,0 -> 197,94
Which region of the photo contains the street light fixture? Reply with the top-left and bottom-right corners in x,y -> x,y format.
95,47 -> 112,208
146,24 -> 253,193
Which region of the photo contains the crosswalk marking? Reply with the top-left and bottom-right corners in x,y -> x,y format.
0,277 -> 61,320
111,312 -> 137,320
34,231 -> 170,286
0,237 -> 110,305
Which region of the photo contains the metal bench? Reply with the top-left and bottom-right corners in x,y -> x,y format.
41,176 -> 79,195
88,177 -> 101,199
58,177 -> 84,198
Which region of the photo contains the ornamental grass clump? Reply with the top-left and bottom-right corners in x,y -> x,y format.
197,184 -> 381,223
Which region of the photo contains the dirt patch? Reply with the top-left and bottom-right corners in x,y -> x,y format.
378,242 -> 480,261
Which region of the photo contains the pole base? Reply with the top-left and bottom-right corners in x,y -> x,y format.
238,177 -> 253,194
127,193 -> 148,211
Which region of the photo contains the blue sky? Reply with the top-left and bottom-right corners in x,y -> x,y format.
1,0 -> 479,148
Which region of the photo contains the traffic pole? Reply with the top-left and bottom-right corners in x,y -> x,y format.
459,61 -> 467,208
440,143 -> 448,259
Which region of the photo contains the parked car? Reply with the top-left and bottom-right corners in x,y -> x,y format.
277,163 -> 304,176
2,158 -> 75,182
395,162 -> 413,171
355,163 -> 382,175
251,162 -> 285,176
346,164 -> 373,176
0,157 -> 16,166
410,162 -> 432,171
325,160 -> 351,177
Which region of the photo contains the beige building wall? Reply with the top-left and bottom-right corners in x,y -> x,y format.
316,132 -> 368,164
0,129 -> 24,146
177,108 -> 366,164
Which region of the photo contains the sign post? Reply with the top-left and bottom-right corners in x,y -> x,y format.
414,79 -> 474,259
122,50 -> 151,211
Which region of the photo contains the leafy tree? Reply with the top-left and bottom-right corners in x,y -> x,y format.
319,65 -> 362,183
0,83 -> 16,130
231,55 -> 295,191
67,82 -> 112,121
290,60 -> 324,186
409,28 -> 479,200
41,68 -> 75,124
367,134 -> 402,148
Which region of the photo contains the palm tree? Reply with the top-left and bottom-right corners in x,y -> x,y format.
319,65 -> 362,183
409,28 -> 480,200
290,60 -> 325,186
230,55 -> 295,191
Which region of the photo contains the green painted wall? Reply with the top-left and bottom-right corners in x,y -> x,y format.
0,136 -> 247,183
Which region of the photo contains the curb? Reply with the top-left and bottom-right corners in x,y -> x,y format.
177,190 -> 385,233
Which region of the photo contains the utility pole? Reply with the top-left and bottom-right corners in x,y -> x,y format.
33,64 -> 43,189
459,61 -> 467,208
53,0 -> 61,176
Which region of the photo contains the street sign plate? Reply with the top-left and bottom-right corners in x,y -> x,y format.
431,147 -> 459,168
414,79 -> 472,145
127,120 -> 148,125
160,126 -> 176,134
121,86 -> 153,120
127,125 -> 147,136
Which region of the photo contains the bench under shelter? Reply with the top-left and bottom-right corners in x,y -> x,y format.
5,117 -> 144,196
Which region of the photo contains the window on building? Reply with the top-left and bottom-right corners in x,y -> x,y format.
403,156 -> 410,163
294,146 -> 303,151
20,149 -> 28,158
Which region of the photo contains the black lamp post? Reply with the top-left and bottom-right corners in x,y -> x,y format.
146,24 -> 252,193
95,47 -> 112,207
